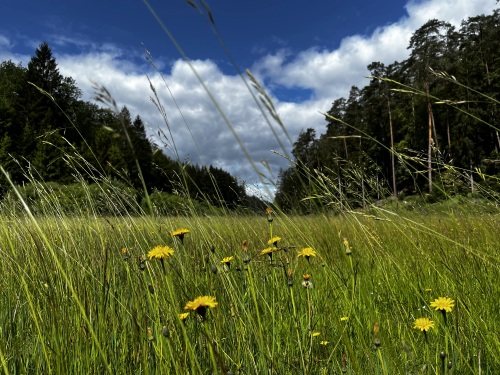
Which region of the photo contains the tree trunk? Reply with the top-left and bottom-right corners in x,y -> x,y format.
426,82 -> 433,193
387,95 -> 397,199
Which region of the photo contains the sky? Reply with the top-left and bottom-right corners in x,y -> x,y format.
0,0 -> 498,198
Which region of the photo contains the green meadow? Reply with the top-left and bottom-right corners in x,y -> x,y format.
1,194 -> 499,374
1,4 -> 500,374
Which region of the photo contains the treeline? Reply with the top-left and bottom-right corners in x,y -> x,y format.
0,42 -> 260,211
276,10 -> 500,212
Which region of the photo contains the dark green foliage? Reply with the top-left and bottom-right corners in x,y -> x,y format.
0,43 -> 250,210
276,9 -> 500,211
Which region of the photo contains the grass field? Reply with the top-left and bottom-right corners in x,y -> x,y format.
1,195 -> 499,374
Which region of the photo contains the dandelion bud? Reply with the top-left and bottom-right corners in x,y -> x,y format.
162,326 -> 170,338
147,327 -> 154,342
373,322 -> 381,349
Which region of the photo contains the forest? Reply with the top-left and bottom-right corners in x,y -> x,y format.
1,10 -> 499,215
275,10 -> 500,212
0,42 -> 263,213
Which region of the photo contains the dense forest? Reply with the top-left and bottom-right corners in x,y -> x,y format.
0,42 -> 266,212
275,10 -> 500,212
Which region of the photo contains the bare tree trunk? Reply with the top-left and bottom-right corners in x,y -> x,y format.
387,96 -> 397,199
426,82 -> 433,193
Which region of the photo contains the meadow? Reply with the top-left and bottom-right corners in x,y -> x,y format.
1,5 -> 499,373
1,192 -> 499,374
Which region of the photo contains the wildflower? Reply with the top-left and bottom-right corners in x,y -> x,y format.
287,268 -> 294,287
343,237 -> 352,255
266,207 -> 273,222
297,247 -> 317,261
242,240 -> 251,264
221,256 -> 234,269
413,317 -> 435,332
320,340 -> 329,346
121,247 -> 130,260
221,256 -> 234,265
184,296 -> 218,319
312,332 -> 320,337
261,247 -> 274,260
301,274 -> 313,289
430,297 -> 455,313
341,316 -> 349,322
267,236 -> 281,247
179,312 -> 190,321
148,245 -> 175,260
373,322 -> 381,348
172,228 -> 190,243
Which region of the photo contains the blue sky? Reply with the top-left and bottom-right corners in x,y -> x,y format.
0,0 -> 497,197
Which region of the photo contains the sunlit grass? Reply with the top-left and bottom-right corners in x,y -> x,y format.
1,192 -> 499,373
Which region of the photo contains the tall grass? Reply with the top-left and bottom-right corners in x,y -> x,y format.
1,2 -> 500,374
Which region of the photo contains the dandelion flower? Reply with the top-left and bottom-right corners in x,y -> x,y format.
312,332 -> 320,337
184,296 -> 218,318
265,207 -> 272,214
179,312 -> 190,321
221,256 -> 234,264
267,236 -> 281,246
172,228 -> 190,243
430,297 -> 455,313
121,247 -> 127,255
413,317 -> 435,332
261,247 -> 274,256
148,245 -> 175,260
320,340 -> 329,346
341,316 -> 349,322
221,256 -> 234,269
302,274 -> 311,281
297,247 -> 317,260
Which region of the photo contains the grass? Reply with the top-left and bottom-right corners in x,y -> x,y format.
1,4 -> 499,373
1,195 -> 499,374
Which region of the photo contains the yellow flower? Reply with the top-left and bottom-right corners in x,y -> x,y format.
267,236 -> 281,246
261,247 -> 274,256
179,312 -> 190,321
148,245 -> 175,260
184,296 -> 218,318
266,207 -> 272,214
320,340 -> 329,346
221,256 -> 234,264
430,297 -> 455,313
302,274 -> 311,281
172,228 -> 190,242
340,316 -> 349,322
297,247 -> 317,259
312,332 -> 320,337
121,247 -> 127,255
413,317 -> 435,332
